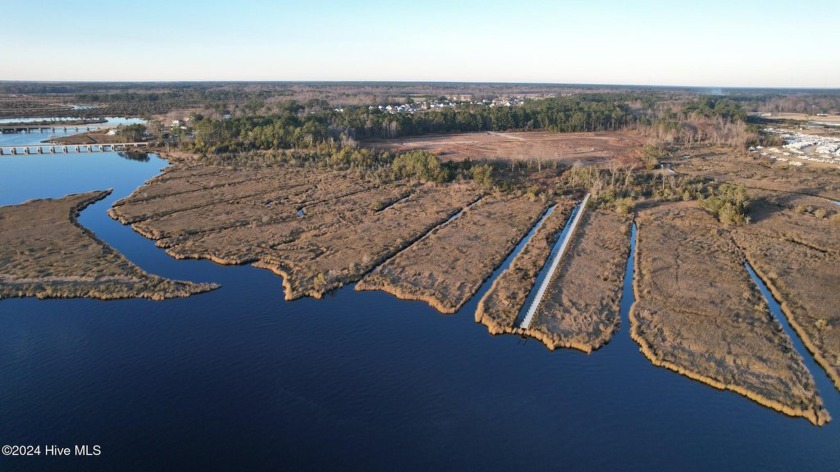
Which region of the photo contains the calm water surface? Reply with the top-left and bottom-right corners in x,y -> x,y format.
0,130 -> 839,471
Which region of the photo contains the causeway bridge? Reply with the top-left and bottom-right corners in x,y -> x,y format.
0,142 -> 149,156
0,124 -> 109,134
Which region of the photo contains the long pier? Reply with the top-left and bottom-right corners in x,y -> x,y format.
0,124 -> 109,134
0,143 -> 149,156
519,193 -> 591,330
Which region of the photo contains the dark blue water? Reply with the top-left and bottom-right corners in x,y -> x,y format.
1,135 -> 839,471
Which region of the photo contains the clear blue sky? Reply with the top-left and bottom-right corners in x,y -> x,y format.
3,0 -> 839,87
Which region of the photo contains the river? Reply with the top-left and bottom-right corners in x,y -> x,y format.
0,125 -> 838,471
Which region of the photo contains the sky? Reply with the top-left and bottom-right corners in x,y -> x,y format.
3,0 -> 839,87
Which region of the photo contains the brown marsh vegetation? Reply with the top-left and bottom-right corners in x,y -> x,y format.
529,210 -> 632,353
357,193 -> 547,313
110,162 -> 486,300
0,191 -> 216,301
475,200 -> 576,333
631,202 -> 829,425
732,191 -> 840,393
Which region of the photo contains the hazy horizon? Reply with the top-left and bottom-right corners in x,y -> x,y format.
5,0 -> 840,87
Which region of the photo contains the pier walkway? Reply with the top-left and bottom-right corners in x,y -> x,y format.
519,193 -> 591,330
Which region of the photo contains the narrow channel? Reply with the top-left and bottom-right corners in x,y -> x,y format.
745,262 -> 838,408
463,203 -> 557,309
360,195 -> 485,277
618,223 -> 638,337
514,194 -> 590,329
374,192 -> 414,212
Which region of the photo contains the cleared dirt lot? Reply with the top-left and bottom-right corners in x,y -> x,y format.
0,191 -> 216,301
631,202 -> 829,425
365,131 -> 643,165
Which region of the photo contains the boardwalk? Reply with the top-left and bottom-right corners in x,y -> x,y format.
0,143 -> 149,156
519,193 -> 591,330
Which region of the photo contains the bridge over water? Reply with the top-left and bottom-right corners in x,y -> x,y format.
0,143 -> 149,155
0,124 -> 110,134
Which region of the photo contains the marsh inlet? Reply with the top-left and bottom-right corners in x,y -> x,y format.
619,223 -> 638,330
745,262 -> 836,409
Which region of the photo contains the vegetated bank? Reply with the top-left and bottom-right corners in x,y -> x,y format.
474,200 -> 576,334
731,190 -> 840,393
95,89 -> 840,424
0,191 -> 217,301
356,193 -> 547,313
630,202 -> 829,425
109,154 -> 494,301
527,209 -> 632,352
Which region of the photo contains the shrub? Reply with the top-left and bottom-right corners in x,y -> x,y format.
700,183 -> 750,225
391,151 -> 450,183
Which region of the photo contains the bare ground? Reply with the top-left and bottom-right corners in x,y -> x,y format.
357,193 -> 549,313
0,191 -> 216,301
630,202 -> 829,425
365,131 -> 643,166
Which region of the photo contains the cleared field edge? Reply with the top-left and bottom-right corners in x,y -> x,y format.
739,250 -> 840,394
356,196 -> 547,314
473,200 -> 577,342
627,213 -> 830,426
0,190 -> 219,301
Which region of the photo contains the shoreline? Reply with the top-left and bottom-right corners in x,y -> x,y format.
741,252 -> 840,393
0,190 -> 218,302
628,204 -> 831,426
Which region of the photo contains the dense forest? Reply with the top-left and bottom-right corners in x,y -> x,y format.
333,94 -> 640,138
186,95 -> 749,154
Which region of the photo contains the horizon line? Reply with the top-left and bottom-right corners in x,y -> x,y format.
2,79 -> 839,91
